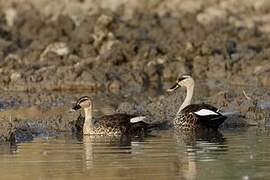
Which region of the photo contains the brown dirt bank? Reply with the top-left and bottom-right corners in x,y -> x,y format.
0,0 -> 269,92
0,105 -> 79,143
0,0 -> 270,143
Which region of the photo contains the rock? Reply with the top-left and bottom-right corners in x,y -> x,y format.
96,14 -> 113,28
117,102 -> 139,115
0,119 -> 15,143
15,128 -> 33,143
257,75 -> 270,86
72,18 -> 95,43
239,99 -> 269,126
108,80 -> 122,92
10,72 -> 21,82
197,6 -> 227,25
226,40 -> 237,59
207,55 -> 227,79
79,44 -> 97,58
192,56 -> 207,78
5,8 -> 17,27
209,91 -> 234,108
40,42 -> 70,60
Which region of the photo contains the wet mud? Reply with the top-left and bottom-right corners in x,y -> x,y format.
0,103 -> 79,143
0,0 -> 269,142
0,92 -> 124,143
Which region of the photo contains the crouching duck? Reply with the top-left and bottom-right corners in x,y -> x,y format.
167,74 -> 227,131
72,96 -> 158,136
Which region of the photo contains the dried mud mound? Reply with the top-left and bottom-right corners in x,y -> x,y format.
0,105 -> 80,144
0,0 -> 269,92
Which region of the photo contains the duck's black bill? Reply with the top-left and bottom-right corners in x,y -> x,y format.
72,104 -> 81,110
167,83 -> 180,92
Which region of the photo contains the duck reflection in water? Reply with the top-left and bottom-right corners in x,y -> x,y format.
75,133 -> 148,170
175,128 -> 226,146
174,129 -> 227,180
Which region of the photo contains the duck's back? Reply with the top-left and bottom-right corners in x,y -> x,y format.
175,103 -> 226,130
181,103 -> 219,114
94,113 -> 148,136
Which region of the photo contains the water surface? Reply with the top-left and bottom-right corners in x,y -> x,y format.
0,128 -> 270,180
0,87 -> 269,180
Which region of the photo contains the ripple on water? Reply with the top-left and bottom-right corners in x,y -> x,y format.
0,128 -> 270,179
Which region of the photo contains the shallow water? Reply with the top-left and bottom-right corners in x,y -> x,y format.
0,128 -> 270,180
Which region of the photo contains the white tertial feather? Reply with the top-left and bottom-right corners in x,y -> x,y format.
193,109 -> 219,116
130,116 -> 146,123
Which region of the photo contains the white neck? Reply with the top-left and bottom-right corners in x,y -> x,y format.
176,81 -> 194,115
83,107 -> 93,135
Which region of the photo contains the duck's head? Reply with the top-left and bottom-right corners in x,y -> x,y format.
72,96 -> 92,110
167,74 -> 194,92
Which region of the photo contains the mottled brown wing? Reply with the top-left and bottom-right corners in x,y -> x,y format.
95,113 -> 137,129
181,103 -> 225,130
181,103 -> 219,114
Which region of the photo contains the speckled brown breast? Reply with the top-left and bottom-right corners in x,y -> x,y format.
91,125 -> 123,136
173,113 -> 200,131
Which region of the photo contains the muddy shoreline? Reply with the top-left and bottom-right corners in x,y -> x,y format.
0,0 -> 269,142
0,86 -> 269,143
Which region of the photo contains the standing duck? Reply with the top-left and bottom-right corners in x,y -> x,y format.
167,74 -> 227,130
72,96 -> 156,136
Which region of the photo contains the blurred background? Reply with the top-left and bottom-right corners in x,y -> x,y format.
0,0 -> 269,93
